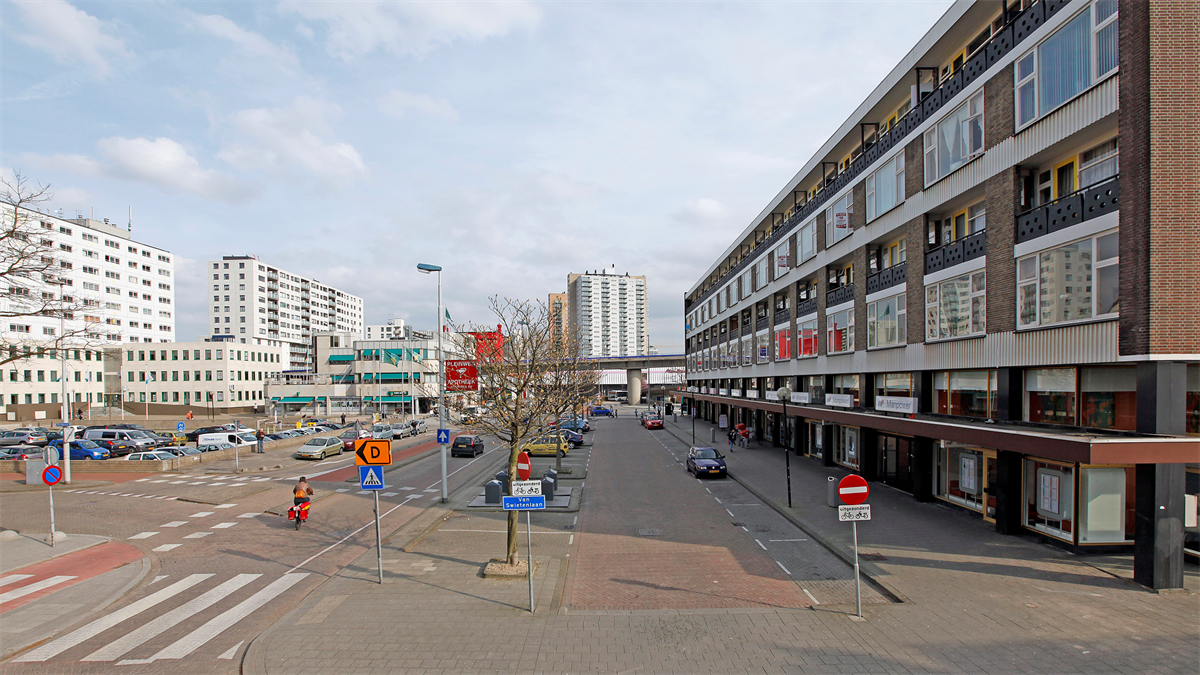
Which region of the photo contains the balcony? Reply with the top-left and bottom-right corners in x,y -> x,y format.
826,283 -> 854,307
865,261 -> 907,295
925,230 -> 986,275
774,308 -> 791,326
1016,175 -> 1119,245
755,316 -> 769,331
796,297 -> 818,318
741,324 -> 752,337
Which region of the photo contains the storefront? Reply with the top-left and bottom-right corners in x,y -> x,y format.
831,424 -> 860,470
876,433 -> 914,493
934,442 -> 998,521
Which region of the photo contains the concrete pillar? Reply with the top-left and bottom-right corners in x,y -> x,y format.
1132,362 -> 1188,590
627,369 -> 643,405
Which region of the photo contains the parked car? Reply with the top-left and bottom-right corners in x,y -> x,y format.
302,418 -> 330,428
297,437 -> 344,460
520,434 -> 568,458
174,445 -> 203,456
551,429 -> 584,448
686,447 -> 727,478
0,430 -> 47,447
411,419 -> 429,435
450,435 -> 486,457
339,429 -> 371,451
89,438 -> 138,457
369,424 -> 394,441
125,451 -> 176,461
591,406 -> 613,417
184,425 -> 236,443
198,431 -> 257,447
84,423 -> 146,431
642,414 -> 664,430
555,418 -> 591,433
389,423 -> 413,438
0,447 -> 44,460
155,431 -> 189,446
196,442 -> 234,453
83,428 -> 156,452
47,439 -> 110,460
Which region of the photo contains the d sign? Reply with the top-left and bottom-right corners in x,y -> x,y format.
355,439 -> 392,466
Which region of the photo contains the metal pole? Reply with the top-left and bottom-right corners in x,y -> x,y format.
784,401 -> 792,508
48,484 -> 55,548
853,520 -> 862,618
526,510 -> 534,613
374,490 -> 383,584
437,270 -> 447,503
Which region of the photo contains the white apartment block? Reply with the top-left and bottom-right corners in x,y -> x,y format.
207,256 -> 363,373
567,268 -> 649,357
120,340 -> 285,414
364,318 -> 427,341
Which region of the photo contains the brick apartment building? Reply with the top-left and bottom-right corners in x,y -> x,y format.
683,0 -> 1198,589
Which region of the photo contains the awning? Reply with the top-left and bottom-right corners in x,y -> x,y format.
279,397 -> 315,403
362,396 -> 412,402
328,355 -> 355,363
361,373 -> 414,381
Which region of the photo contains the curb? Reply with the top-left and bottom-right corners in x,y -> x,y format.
0,534 -> 112,574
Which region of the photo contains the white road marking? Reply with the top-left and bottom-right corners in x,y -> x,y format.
82,574 -> 261,662
169,481 -> 188,485
755,539 -> 767,551
803,588 -> 820,605
149,480 -> 168,484
742,526 -> 748,532
128,532 -> 158,540
13,574 -> 213,662
569,534 -> 574,545
286,503 -> 409,574
152,544 -> 182,552
336,489 -> 350,493
189,512 -> 214,518
382,492 -> 398,497
147,573 -> 309,661
713,497 -> 722,504
211,522 -> 237,529
399,487 -> 415,491
725,509 -> 735,518
776,561 -> 791,575
183,532 -> 212,539
150,575 -> 168,584
218,641 -> 245,660
215,503 -> 237,508
0,575 -> 34,588
768,539 -> 809,542
208,483 -> 227,487
237,512 -> 260,518
160,521 -> 187,528
0,576 -> 76,604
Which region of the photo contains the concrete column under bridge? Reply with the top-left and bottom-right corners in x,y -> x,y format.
627,369 -> 643,405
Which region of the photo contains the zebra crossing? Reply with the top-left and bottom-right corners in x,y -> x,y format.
11,572 -> 308,664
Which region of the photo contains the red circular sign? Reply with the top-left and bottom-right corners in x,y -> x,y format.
838,475 -> 869,505
516,451 -> 531,481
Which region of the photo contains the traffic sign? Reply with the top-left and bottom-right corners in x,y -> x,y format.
502,495 -> 545,510
359,465 -> 385,490
511,479 -> 541,497
516,451 -> 531,481
838,475 -> 869,505
437,428 -> 450,444
42,465 -> 62,486
177,421 -> 186,432
355,439 -> 391,465
44,446 -> 60,465
55,422 -> 70,427
838,504 -> 871,522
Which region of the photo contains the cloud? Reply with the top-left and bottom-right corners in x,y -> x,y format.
378,90 -> 459,122
189,12 -> 299,69
24,137 -> 254,203
11,0 -> 131,79
277,0 -> 540,59
217,96 -> 366,189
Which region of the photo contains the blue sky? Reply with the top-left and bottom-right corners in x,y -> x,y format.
2,0 -> 951,350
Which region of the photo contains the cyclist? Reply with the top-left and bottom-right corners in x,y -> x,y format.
293,477 -> 314,507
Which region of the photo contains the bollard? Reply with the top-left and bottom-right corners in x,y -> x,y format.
710,428 -> 717,443
484,480 -> 502,505
541,475 -> 556,501
494,470 -> 510,495
827,475 -> 838,508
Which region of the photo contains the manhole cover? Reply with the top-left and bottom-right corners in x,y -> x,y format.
636,529 -> 661,537
859,553 -> 887,561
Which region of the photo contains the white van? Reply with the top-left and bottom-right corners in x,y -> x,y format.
198,431 -> 258,448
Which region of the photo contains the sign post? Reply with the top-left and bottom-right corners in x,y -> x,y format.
837,475 -> 870,619
502,489 -> 544,613
357,439 -> 391,585
42,457 -> 62,547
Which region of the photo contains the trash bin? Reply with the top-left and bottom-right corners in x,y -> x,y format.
827,475 -> 838,508
494,470 -> 510,495
542,468 -> 558,489
484,480 -> 502,505
710,428 -> 717,443
541,476 -> 556,501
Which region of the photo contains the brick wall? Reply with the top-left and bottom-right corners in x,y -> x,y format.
1118,0 -> 1151,355
816,210 -> 828,356
853,245 -> 868,350
905,136 -> 924,200
905,215 -> 927,344
984,63 -> 1015,150
985,168 -> 1020,333
851,181 -> 866,233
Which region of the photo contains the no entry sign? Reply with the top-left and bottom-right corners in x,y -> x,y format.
516,451 -> 531,481
838,475 -> 869,505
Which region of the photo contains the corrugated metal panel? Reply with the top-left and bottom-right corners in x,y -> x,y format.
923,321 -> 1117,370
1012,75 -> 1119,164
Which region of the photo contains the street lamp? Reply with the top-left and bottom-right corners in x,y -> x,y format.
776,385 -> 793,508
417,262 -> 448,503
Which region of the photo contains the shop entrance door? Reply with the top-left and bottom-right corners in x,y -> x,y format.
877,435 -> 913,493
982,450 -> 998,522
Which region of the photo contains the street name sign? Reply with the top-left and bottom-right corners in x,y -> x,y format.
502,495 -> 545,510
355,439 -> 391,465
359,465 -> 385,490
42,465 -> 62,486
838,475 -> 869,505
838,504 -> 871,522
437,428 -> 450,444
55,422 -> 70,427
511,480 -> 542,497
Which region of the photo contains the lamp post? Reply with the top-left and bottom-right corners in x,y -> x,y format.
776,385 -> 793,508
417,263 -> 448,503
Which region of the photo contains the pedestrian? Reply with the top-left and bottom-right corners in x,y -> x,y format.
186,410 -> 193,421
613,408 -> 618,419
255,428 -> 265,454
727,429 -> 736,453
341,413 -> 346,426
253,403 -> 259,415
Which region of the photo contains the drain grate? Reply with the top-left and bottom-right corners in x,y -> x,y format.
636,528 -> 661,537
859,553 -> 887,561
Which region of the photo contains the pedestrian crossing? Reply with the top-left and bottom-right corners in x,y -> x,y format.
13,572 -> 308,664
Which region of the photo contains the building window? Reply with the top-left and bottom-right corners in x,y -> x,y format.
1024,458 -> 1075,541
826,308 -> 854,354
926,271 -> 986,341
797,319 -> 818,358
934,370 -> 996,418
740,271 -> 752,300
1079,367 -> 1137,430
775,328 -> 791,360
1018,232 -> 1117,329
1016,2 -> 1118,129
1079,138 -> 1118,187
832,374 -> 860,407
825,193 -> 852,247
1079,466 -> 1134,543
797,218 -> 817,264
1188,365 -> 1199,436
833,425 -> 859,470
1025,368 -> 1077,426
773,241 -> 790,279
936,442 -> 985,512
875,373 -> 912,398
756,333 -> 769,364
741,338 -> 752,366
865,154 -> 905,222
924,91 -> 983,185
867,292 -> 906,349
754,258 -> 769,291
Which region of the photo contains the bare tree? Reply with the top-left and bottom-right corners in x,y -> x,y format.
1,170 -> 101,368
542,325 -> 599,472
448,297 -> 595,567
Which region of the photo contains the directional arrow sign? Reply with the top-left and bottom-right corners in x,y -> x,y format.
359,466 -> 385,490
437,428 -> 450,444
355,439 -> 391,466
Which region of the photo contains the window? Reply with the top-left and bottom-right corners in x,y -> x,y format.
797,218 -> 817,263
1080,367 -> 1136,430
827,308 -> 854,354
1079,138 -> 1119,187
1025,368 -> 1077,426
833,425 -> 859,469
936,442 -> 985,512
876,372 -> 912,398
1018,232 -> 1117,329
865,154 -> 905,222
796,319 -> 817,358
775,328 -> 791,360
1024,459 -> 1074,541
924,91 -> 984,184
740,271 -> 752,300
754,258 -> 769,290
825,193 -> 852,247
1015,3 -> 1119,129
741,337 -> 752,366
926,271 -> 986,341
773,241 -> 790,279
756,333 -> 769,364
867,292 -> 906,348
934,370 -> 996,418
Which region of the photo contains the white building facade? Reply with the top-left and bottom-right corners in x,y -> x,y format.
567,269 -> 649,357
119,340 -> 285,415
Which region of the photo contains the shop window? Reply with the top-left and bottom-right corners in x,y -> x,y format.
936,443 -> 985,512
1079,466 -> 1134,544
827,308 -> 854,354
1079,367 -> 1136,430
1187,365 -> 1199,436
1017,232 -> 1118,329
1025,459 -> 1075,541
825,193 -> 852,247
833,425 -> 859,469
934,370 -> 996,418
797,319 -> 818,358
924,91 -> 984,185
866,154 -> 905,222
926,271 -> 985,341
832,374 -> 860,407
806,421 -> 824,457
876,373 -> 912,398
1025,368 -> 1077,426
867,292 -> 906,349
775,328 -> 791,360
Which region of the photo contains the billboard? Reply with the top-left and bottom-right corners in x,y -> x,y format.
445,360 -> 479,391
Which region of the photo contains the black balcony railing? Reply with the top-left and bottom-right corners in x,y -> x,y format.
686,0 -> 1058,311
755,316 -> 769,331
826,283 -> 854,307
741,324 -> 752,337
1016,175 -> 1119,244
796,297 -> 818,318
865,261 -> 907,295
774,308 -> 791,325
925,230 -> 987,275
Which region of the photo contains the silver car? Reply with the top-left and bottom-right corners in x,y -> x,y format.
297,437 -> 344,460
369,424 -> 394,441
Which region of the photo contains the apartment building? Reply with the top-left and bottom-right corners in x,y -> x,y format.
1,207 -> 176,420
567,268 -> 648,357
207,256 -> 363,372
549,293 -> 568,344
119,339 -> 285,415
683,0 -> 1198,589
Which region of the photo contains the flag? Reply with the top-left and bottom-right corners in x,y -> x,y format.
443,308 -> 452,332
383,349 -> 401,366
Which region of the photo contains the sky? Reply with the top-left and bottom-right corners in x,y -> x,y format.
2,0 -> 952,353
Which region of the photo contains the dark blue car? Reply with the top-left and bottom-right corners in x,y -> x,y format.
686,447 -> 727,478
47,439 -> 110,460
